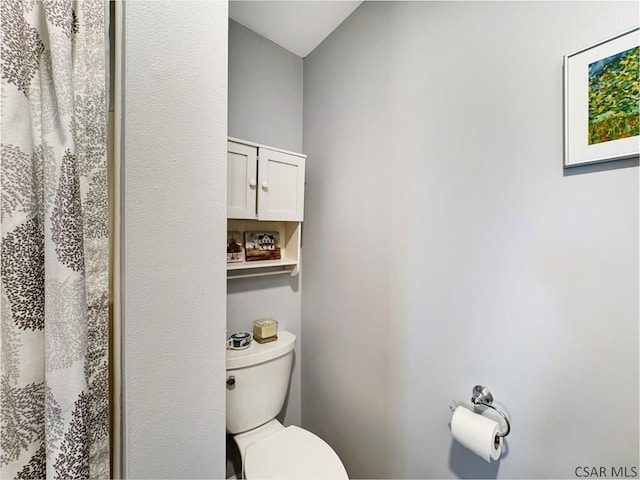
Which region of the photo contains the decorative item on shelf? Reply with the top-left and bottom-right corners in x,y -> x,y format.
227,231 -> 244,263
245,231 -> 281,262
253,318 -> 278,344
227,331 -> 252,350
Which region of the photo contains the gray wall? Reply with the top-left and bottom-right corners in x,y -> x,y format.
121,2 -> 227,478
302,2 -> 639,478
227,12 -> 304,444
229,20 -> 303,153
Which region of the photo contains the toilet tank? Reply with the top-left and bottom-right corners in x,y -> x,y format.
226,331 -> 296,434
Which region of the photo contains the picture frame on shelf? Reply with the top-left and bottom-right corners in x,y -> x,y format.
563,26 -> 639,167
244,231 -> 281,262
227,231 -> 244,263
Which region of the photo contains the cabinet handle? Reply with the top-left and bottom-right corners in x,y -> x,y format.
249,179 -> 257,188
261,181 -> 268,190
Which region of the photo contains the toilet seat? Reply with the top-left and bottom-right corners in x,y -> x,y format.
244,425 -> 348,479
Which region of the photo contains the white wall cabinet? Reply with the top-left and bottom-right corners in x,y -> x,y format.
227,141 -> 258,219
227,138 -> 305,279
227,138 -> 305,221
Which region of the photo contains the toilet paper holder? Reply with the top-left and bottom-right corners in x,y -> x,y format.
471,385 -> 511,438
450,385 -> 511,438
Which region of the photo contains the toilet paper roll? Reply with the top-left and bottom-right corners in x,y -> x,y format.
451,405 -> 502,462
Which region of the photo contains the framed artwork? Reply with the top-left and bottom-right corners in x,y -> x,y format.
564,26 -> 639,167
227,231 -> 244,263
244,231 -> 281,262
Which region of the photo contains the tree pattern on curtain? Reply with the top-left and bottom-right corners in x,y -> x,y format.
0,0 -> 109,478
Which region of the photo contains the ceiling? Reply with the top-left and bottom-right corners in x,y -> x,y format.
229,1 -> 363,58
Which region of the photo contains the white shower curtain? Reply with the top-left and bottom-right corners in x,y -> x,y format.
0,0 -> 109,478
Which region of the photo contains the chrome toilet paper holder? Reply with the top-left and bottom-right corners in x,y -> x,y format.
470,385 -> 511,438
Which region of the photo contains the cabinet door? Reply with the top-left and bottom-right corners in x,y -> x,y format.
257,148 -> 305,221
227,141 -> 257,219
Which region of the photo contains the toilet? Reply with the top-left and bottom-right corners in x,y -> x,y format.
226,330 -> 348,479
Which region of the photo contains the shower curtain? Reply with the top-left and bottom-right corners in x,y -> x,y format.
1,0 -> 109,478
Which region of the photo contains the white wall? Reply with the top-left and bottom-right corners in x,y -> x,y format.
121,2 -> 227,478
302,2 -> 639,478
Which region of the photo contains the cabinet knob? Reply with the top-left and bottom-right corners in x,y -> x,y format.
261,181 -> 268,190
249,179 -> 257,188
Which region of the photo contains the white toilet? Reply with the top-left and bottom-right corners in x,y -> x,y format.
226,330 -> 348,479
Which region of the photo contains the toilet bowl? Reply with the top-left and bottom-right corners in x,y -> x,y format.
234,419 -> 347,479
226,331 -> 348,479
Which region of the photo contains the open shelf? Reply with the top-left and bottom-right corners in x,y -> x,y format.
227,220 -> 301,280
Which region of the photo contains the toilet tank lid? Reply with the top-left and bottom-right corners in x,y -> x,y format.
226,330 -> 295,370
244,425 -> 348,479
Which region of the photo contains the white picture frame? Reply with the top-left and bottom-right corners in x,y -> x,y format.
563,26 -> 639,167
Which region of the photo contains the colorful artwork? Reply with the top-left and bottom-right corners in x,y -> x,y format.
588,46 -> 639,145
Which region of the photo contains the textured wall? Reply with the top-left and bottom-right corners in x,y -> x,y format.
302,2 -> 639,478
121,2 -> 227,478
